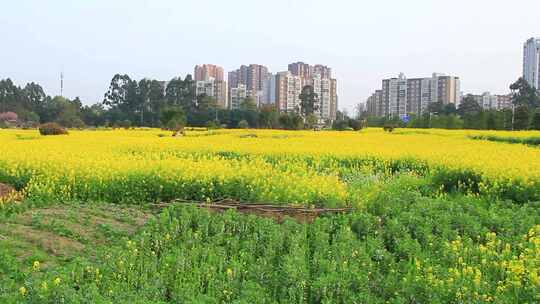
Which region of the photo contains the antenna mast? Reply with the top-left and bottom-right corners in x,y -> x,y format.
60,72 -> 64,97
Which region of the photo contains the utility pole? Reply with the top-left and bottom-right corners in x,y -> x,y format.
60,72 -> 64,97
511,104 -> 515,131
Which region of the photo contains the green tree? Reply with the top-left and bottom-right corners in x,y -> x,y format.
197,94 -> 218,112
531,108 -> 540,130
513,105 -> 530,130
442,103 -> 457,115
486,111 -> 497,130
510,77 -> 540,109
160,106 -> 186,130
457,95 -> 482,116
81,104 -> 106,126
0,79 -> 23,113
165,76 -> 195,110
239,97 -> 258,112
237,119 -> 249,129
427,102 -> 443,114
103,74 -> 139,123
299,85 -> 319,117
259,105 -> 280,129
278,113 -> 303,130
305,114 -> 318,129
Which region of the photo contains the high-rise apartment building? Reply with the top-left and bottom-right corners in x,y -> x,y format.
366,90 -> 384,117
287,62 -> 338,121
369,73 -> 460,118
229,84 -> 247,110
193,64 -> 227,107
523,37 -> 540,90
194,64 -> 224,82
195,77 -> 228,108
275,71 -> 302,113
228,64 -> 270,106
313,65 -> 332,80
288,62 -> 312,83
471,92 -> 513,110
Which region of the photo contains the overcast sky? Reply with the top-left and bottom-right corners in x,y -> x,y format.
1,0 -> 539,112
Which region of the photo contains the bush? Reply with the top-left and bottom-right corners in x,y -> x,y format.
383,123 -> 395,132
332,119 -> 349,131
348,119 -> 363,131
166,118 -> 185,132
38,123 -> 68,136
238,120 -> 249,129
531,108 -> 540,130
206,120 -> 220,130
119,120 -> 132,129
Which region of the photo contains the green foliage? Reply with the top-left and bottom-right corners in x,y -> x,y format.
38,123 -> 68,136
383,122 -> 395,132
332,119 -> 349,131
299,85 -> 318,117
119,120 -> 132,129
510,77 -> 540,108
237,119 -> 249,129
514,105 -> 530,130
458,95 -> 482,116
304,113 -> 318,129
4,196 -> 538,303
239,98 -> 258,112
470,134 -> 540,147
532,108 -> 540,130
205,120 -> 220,129
160,106 -> 186,131
278,113 -> 303,130
258,105 -> 280,129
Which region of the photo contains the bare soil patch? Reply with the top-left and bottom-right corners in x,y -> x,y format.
0,182 -> 16,200
0,204 -> 153,263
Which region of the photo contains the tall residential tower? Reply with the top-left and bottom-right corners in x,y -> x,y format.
523,37 -> 540,89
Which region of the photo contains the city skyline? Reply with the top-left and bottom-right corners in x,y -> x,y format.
1,0 -> 540,113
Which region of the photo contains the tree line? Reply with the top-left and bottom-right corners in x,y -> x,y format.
0,74 -> 361,131
360,78 -> 540,130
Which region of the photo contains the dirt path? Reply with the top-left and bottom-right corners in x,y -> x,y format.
0,203 -> 153,269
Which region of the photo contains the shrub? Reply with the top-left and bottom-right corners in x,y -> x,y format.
119,120 -> 132,129
348,119 -> 363,131
206,120 -> 220,129
38,123 -> 68,136
332,119 -> 349,131
383,123 -> 395,132
166,118 -> 185,132
238,120 -> 249,129
531,108 -> 540,130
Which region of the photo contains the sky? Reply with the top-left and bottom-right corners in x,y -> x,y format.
1,0 -> 540,113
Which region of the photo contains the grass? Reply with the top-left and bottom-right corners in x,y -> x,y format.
469,134 -> 540,146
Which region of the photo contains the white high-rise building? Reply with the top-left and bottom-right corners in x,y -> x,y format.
275,71 -> 302,113
229,84 -> 247,110
523,37 -> 540,89
376,73 -> 460,118
195,77 -> 228,108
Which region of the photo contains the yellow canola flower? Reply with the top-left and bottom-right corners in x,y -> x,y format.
32,261 -> 40,272
0,128 -> 539,206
